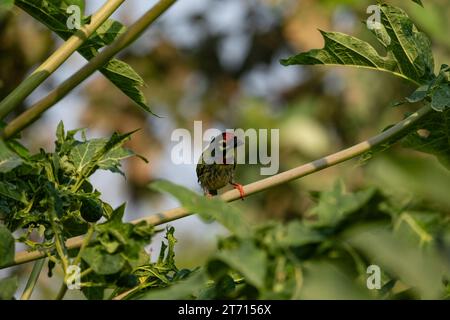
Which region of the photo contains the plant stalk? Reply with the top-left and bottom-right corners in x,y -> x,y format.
20,258 -> 46,300
0,0 -> 126,120
55,283 -> 68,300
1,0 -> 178,139
72,224 -> 95,266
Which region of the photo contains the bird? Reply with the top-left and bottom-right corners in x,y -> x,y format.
196,132 -> 245,199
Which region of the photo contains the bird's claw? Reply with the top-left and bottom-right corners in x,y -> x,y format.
232,183 -> 245,200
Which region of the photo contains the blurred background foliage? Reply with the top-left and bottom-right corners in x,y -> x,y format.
0,0 -> 449,299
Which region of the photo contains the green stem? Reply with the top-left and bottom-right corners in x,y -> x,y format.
20,258 -> 46,300
73,224 -> 95,266
1,0 -> 178,139
55,282 -> 68,300
50,218 -> 69,273
80,267 -> 93,279
112,286 -> 141,300
0,0 -> 126,120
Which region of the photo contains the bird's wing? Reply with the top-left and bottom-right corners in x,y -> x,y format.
196,162 -> 205,183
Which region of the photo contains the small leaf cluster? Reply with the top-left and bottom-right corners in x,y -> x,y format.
78,205 -> 157,300
1,122 -> 133,237
0,122 -> 162,299
116,226 -> 195,300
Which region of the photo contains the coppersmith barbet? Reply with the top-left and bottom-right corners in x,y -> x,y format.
196,132 -> 245,199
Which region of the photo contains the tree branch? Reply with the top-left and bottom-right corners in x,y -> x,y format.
3,104 -> 432,269
0,0 -> 126,120
1,0 -> 178,139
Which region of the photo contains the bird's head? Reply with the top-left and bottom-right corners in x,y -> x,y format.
206,131 -> 243,165
222,132 -> 243,148
211,132 -> 243,149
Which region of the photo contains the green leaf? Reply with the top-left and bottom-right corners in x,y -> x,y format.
213,241 -> 267,289
70,139 -> 106,174
0,181 -> 27,203
63,0 -> 85,14
0,276 -> 18,300
0,140 -> 23,173
405,65 -> 450,111
69,131 -> 135,177
430,83 -> 450,112
82,286 -> 104,300
276,221 -> 325,248
15,0 -> 152,114
81,246 -> 125,275
7,140 -> 30,160
160,226 -> 177,269
0,0 -> 14,12
299,262 -> 370,299
411,0 -> 424,7
307,181 -> 377,228
0,224 -> 15,268
402,109 -> 450,169
406,85 -> 429,103
56,121 -> 65,146
109,202 -> 126,222
100,59 -> 153,115
281,4 -> 434,85
94,203 -> 154,266
150,180 -> 250,238
347,225 -> 448,299
137,270 -> 207,300
86,19 -> 125,47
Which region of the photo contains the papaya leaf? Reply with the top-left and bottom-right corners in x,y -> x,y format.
93,204 -> 154,268
212,241 -> 267,289
0,140 -> 23,173
69,131 -> 135,178
150,180 -> 250,238
0,0 -> 14,12
402,109 -> 450,169
0,224 -> 15,268
361,66 -> 448,164
63,0 -> 84,16
430,84 -> 450,112
405,65 -> 450,111
137,270 -> 207,300
0,181 -> 27,203
347,226 -> 447,299
162,226 -> 177,270
81,246 -> 126,275
275,221 -> 325,248
281,4 -> 434,85
0,276 -> 18,300
307,181 -> 377,228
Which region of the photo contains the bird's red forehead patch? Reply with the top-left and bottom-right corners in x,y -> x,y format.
222,132 -> 234,141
